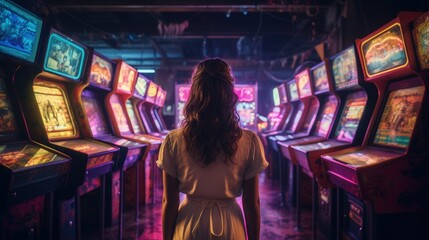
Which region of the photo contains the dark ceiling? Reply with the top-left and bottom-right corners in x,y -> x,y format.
28,0 -> 340,79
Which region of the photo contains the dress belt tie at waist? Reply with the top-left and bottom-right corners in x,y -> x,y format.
187,197 -> 236,238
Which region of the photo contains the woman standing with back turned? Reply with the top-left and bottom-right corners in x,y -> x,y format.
157,58 -> 268,240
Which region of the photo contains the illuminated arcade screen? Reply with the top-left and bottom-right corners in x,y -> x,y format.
90,54 -> 113,89
332,47 -> 358,90
278,84 -> 287,104
373,85 -> 424,148
117,62 -> 136,94
34,84 -> 77,139
134,75 -> 149,98
236,101 -> 256,128
44,33 -> 85,81
0,0 -> 43,63
314,95 -> 337,137
155,89 -> 166,106
126,100 -> 142,134
146,82 -> 158,104
334,91 -> 367,142
273,87 -> 280,106
362,24 -> 407,76
109,94 -> 130,133
82,90 -> 109,137
412,13 -> 429,70
288,81 -> 299,101
176,85 -> 191,127
0,78 -> 17,136
312,63 -> 329,92
295,70 -> 312,98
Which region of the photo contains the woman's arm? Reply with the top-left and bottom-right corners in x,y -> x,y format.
242,175 -> 261,240
162,170 -> 180,240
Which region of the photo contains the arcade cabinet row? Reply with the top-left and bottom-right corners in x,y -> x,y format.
0,1 -> 168,239
260,11 -> 429,240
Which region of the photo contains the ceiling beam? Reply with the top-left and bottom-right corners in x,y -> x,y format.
55,4 -> 328,13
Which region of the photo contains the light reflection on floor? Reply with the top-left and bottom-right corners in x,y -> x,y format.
85,173 -> 314,240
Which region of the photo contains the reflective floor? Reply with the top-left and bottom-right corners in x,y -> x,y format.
85,173 -> 314,240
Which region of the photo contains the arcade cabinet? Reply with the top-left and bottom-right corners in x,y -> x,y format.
321,12 -> 428,240
175,84 -> 190,128
137,81 -> 167,138
105,60 -> 163,204
0,2 -> 70,239
289,45 -> 377,239
264,84 -> 289,133
259,83 -> 292,147
234,84 -> 258,131
14,29 -> 120,240
268,69 -> 320,206
152,86 -> 169,134
277,60 -> 339,238
78,51 -> 149,238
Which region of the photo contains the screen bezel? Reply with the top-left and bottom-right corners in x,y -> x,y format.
116,61 -> 137,94
33,81 -> 79,140
360,23 -> 409,78
287,80 -> 299,102
311,61 -> 330,94
278,83 -> 288,104
81,89 -> 112,137
145,81 -> 158,104
0,0 -> 43,64
333,90 -> 367,142
330,46 -> 359,91
370,79 -> 424,151
134,74 -> 150,99
43,30 -> 87,81
88,52 -> 115,91
272,87 -> 280,106
295,69 -> 313,98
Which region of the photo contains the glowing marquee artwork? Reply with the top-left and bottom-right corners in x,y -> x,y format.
90,54 -> 113,89
362,24 -> 407,76
312,63 -> 329,92
295,70 -> 312,98
234,86 -> 255,102
146,81 -> 158,103
117,61 -> 136,94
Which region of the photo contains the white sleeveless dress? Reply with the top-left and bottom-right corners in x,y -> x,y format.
157,128 -> 268,240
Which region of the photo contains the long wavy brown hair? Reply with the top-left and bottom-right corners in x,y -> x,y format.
182,58 -> 242,165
